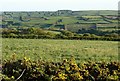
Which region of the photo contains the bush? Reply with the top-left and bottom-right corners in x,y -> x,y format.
1,56 -> 120,81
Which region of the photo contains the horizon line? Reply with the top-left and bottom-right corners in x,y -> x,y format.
0,9 -> 118,12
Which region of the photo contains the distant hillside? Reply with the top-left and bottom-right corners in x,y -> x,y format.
1,10 -> 118,35
1,10 -> 118,18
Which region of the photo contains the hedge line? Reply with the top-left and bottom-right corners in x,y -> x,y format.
1,56 -> 120,81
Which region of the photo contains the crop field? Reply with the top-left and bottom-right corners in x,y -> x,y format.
2,38 -> 118,63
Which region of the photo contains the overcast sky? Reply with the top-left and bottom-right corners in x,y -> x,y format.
0,0 -> 119,11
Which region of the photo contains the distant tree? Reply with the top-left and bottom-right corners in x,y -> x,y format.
110,33 -> 118,38
58,19 -> 62,23
8,33 -> 17,38
7,21 -> 13,25
55,34 -> 65,39
19,16 -> 23,21
83,33 -> 91,37
61,30 -> 74,37
57,19 -> 63,24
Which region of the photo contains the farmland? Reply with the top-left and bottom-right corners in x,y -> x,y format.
1,10 -> 120,81
1,10 -> 118,33
1,10 -> 119,42
2,38 -> 118,62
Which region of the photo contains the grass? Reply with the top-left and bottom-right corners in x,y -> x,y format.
2,38 -> 118,63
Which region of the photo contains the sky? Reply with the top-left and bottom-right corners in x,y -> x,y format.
0,0 -> 119,11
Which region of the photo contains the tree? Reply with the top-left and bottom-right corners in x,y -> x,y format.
83,33 -> 91,37
58,19 -> 62,23
19,16 -> 23,21
61,30 -> 74,37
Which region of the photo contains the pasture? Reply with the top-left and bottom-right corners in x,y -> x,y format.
2,38 -> 118,63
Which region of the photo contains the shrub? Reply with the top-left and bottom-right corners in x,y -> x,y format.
1,56 -> 120,81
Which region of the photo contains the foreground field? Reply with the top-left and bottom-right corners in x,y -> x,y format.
2,38 -> 118,62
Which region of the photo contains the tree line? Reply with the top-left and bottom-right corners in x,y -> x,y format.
1,28 -> 119,41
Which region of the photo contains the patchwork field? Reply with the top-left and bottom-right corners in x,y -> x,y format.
2,38 -> 118,63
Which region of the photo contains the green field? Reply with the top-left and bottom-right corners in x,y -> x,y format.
2,11 -> 118,33
2,38 -> 118,63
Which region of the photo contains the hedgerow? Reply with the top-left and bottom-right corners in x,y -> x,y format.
1,56 -> 120,81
